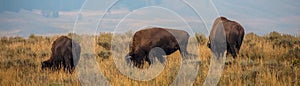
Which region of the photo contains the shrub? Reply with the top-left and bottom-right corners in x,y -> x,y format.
67,33 -> 81,42
9,36 -> 25,43
266,31 -> 281,41
195,33 -> 207,45
285,47 -> 300,59
125,30 -> 134,37
98,42 -> 111,50
29,34 -> 36,39
40,51 -> 49,57
265,31 -> 300,48
27,34 -> 45,44
0,36 -> 9,44
26,51 -> 37,57
97,51 -> 111,59
292,59 -> 300,67
97,33 -> 112,50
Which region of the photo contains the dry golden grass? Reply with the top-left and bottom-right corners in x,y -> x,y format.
0,32 -> 299,85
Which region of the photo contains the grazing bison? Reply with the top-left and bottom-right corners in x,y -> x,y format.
42,36 -> 81,73
126,27 -> 190,68
208,17 -> 245,58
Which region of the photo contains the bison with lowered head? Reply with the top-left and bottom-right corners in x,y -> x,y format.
207,17 -> 245,58
126,27 -> 190,68
42,36 -> 81,73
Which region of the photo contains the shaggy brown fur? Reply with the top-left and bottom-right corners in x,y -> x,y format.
126,27 -> 189,68
41,36 -> 81,73
208,16 -> 245,58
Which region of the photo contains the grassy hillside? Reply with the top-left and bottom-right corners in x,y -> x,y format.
0,32 -> 299,85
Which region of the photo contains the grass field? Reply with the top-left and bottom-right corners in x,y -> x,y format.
0,31 -> 299,85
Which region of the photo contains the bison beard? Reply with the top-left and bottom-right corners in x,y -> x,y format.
208,17 -> 245,58
126,27 -> 190,68
41,36 -> 81,73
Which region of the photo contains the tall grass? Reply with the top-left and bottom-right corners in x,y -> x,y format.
0,31 -> 299,85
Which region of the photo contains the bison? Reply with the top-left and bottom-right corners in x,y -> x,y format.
41,36 -> 81,73
126,27 -> 190,68
207,17 -> 245,58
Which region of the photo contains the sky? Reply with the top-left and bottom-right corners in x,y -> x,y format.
0,0 -> 299,37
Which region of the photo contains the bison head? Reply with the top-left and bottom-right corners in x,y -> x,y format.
125,53 -> 146,68
41,60 -> 52,70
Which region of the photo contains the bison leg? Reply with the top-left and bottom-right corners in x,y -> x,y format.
179,49 -> 189,60
62,60 -> 67,71
179,41 -> 189,59
145,57 -> 151,65
69,58 -> 75,73
52,62 -> 59,71
64,57 -> 73,73
236,36 -> 244,54
52,59 -> 61,71
60,56 -> 70,72
134,56 -> 144,68
149,47 -> 167,65
226,43 -> 232,56
229,44 -> 237,58
207,41 -> 211,48
136,60 -> 143,68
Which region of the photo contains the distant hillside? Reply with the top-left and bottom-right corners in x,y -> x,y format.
0,0 -> 84,17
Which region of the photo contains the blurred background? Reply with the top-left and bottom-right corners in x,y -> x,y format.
0,0 -> 299,37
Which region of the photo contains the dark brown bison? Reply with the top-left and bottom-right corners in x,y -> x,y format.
207,17 -> 245,58
126,27 -> 190,68
42,36 -> 81,73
